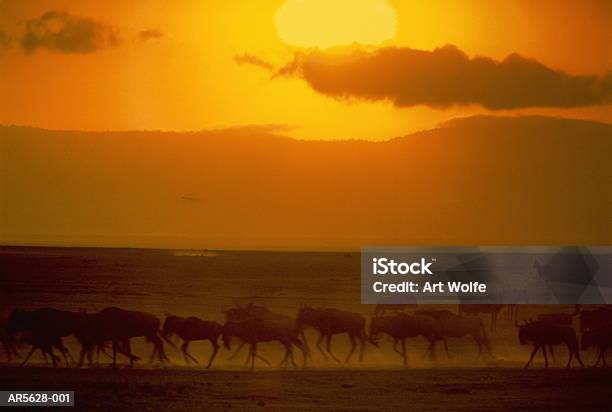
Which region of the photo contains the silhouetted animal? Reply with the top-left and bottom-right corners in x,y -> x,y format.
222,318 -> 306,370
162,316 -> 222,368
580,306 -> 612,334
534,306 -> 581,363
223,303 -> 301,361
374,304 -> 417,317
74,313 -> 135,367
416,309 -> 492,357
516,319 -> 583,369
369,314 -> 444,366
7,308 -> 81,366
458,304 -> 504,332
581,326 -> 612,367
76,307 -> 168,367
297,305 -> 366,363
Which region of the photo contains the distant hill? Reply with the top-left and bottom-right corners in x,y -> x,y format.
1,116 -> 611,249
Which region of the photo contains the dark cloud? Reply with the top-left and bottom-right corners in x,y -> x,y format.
21,11 -> 120,54
273,45 -> 612,110
234,53 -> 274,71
138,29 -> 163,41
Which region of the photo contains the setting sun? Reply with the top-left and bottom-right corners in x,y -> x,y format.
274,0 -> 397,48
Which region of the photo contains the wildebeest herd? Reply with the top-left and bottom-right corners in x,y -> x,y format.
1,304 -> 611,370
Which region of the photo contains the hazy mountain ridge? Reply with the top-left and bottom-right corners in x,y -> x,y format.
1,116 -> 611,249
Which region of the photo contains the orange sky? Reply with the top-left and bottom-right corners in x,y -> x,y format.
0,0 -> 610,140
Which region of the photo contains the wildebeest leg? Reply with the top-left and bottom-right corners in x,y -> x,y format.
291,340 -> 305,368
542,345 -> 549,368
474,334 -> 483,357
573,346 -> 584,368
228,341 -> 246,360
77,345 -> 88,367
181,341 -> 197,364
565,345 -> 573,368
601,349 -> 607,367
325,335 -> 340,363
279,343 -> 291,367
345,334 -> 357,364
250,343 -> 257,370
358,332 -> 366,362
442,338 -> 450,359
149,338 -> 159,364
55,341 -> 74,366
20,346 -> 37,367
149,335 -> 168,364
315,333 -> 330,361
401,339 -> 407,367
206,340 -> 219,369
524,345 -> 540,369
242,346 -> 269,366
392,339 -> 402,356
548,345 -> 555,364
299,330 -> 311,360
255,354 -> 271,365
111,341 -> 118,367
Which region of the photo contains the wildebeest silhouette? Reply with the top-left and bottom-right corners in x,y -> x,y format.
369,314 -> 444,366
75,307 -> 168,367
7,308 -> 81,367
223,303 -> 302,362
533,305 -> 581,363
162,315 -> 222,368
297,304 -> 367,363
416,309 -> 492,358
516,319 -> 583,369
581,325 -> 612,367
222,317 -> 306,370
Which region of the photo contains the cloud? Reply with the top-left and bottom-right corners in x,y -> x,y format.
138,29 -> 163,41
234,53 -> 275,71
21,11 -> 120,53
272,45 -> 612,110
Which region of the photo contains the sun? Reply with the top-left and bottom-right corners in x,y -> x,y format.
275,0 -> 397,48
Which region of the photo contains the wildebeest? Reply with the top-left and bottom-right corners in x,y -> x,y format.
581,326 -> 612,367
222,317 -> 306,369
7,308 -> 82,367
162,315 -> 222,368
74,307 -> 168,367
373,304 -> 417,317
416,309 -> 492,358
223,303 -> 301,362
458,304 -> 504,332
516,319 -> 583,368
369,314 -> 443,366
533,305 -> 581,363
297,305 -> 367,363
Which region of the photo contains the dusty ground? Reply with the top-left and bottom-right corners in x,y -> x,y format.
1,366 -> 611,411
